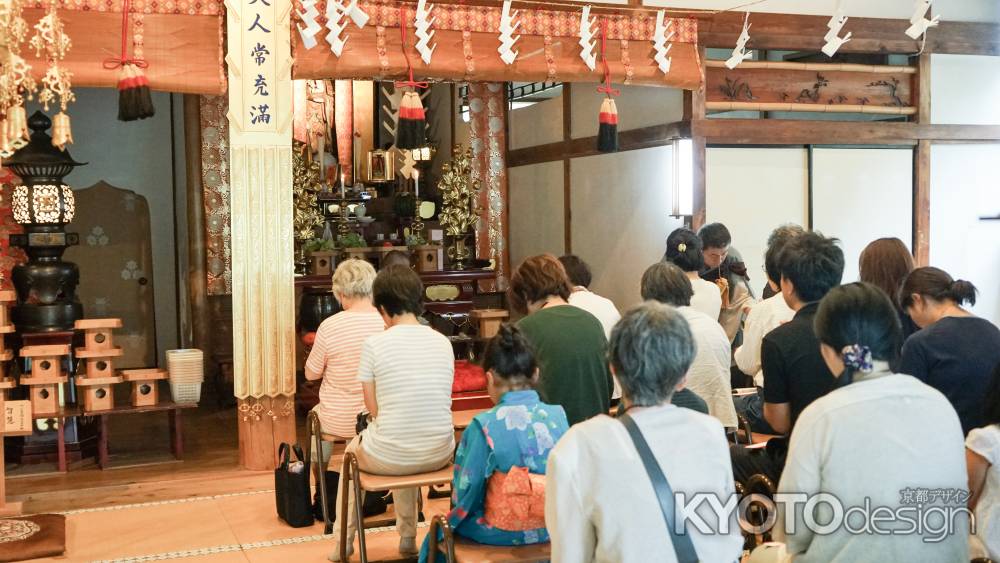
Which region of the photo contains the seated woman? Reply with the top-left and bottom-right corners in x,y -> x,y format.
858,237 -> 918,340
663,227 -> 722,321
331,265 -> 455,561
774,282 -> 968,561
899,267 -> 1000,434
304,259 -> 385,456
967,362 -> 1000,561
512,254 -> 612,426
546,302 -> 743,562
418,324 -> 569,562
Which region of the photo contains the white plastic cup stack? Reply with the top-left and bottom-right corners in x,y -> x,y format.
166,349 -> 204,404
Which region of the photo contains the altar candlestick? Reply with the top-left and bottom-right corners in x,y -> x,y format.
414,169 -> 420,199
318,135 -> 326,181
340,173 -> 346,199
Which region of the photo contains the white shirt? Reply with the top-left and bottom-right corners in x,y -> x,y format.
689,277 -> 723,321
734,293 -> 794,387
569,287 -> 622,399
678,306 -> 737,428
968,425 -> 1000,561
545,406 -> 743,563
356,324 -> 456,466
777,370 -> 969,563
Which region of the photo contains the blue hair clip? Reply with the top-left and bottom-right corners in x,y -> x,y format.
841,344 -> 874,373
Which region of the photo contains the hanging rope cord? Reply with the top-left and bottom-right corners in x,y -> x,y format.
102,0 -> 148,69
394,2 -> 428,89
596,18 -> 619,97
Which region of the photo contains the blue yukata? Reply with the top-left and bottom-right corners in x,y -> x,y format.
418,389 -> 569,562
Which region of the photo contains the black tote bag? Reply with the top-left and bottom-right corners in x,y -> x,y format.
274,443 -> 313,528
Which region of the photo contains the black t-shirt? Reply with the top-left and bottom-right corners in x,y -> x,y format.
900,316 -> 1000,435
761,302 -> 837,429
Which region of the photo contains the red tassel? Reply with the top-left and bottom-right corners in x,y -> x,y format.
117,64 -> 155,121
395,91 -> 426,149
597,98 -> 618,152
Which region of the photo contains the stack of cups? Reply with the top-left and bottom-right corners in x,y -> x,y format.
166,349 -> 204,404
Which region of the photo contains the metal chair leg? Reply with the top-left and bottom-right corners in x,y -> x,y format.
349,454 -> 369,563
339,452 -> 353,562
428,514 -> 456,563
308,411 -> 333,534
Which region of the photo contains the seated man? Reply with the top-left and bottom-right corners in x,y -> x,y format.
546,302 -> 743,562
418,324 -> 569,562
640,261 -> 737,429
331,266 -> 455,561
730,232 -> 845,485
733,224 -> 804,434
697,222 -> 754,343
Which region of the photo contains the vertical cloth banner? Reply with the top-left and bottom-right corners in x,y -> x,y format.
200,95 -> 233,296
225,0 -> 296,403
467,83 -> 509,292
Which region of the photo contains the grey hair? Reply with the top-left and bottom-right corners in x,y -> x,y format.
609,301 -> 696,407
640,261 -> 694,307
331,258 -> 377,299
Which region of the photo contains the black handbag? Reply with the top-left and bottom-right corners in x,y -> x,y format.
275,443 -> 313,528
312,469 -> 391,521
356,411 -> 371,434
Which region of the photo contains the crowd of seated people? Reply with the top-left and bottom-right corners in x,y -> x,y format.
307,222 -> 999,563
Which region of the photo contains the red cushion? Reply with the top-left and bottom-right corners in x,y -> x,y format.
301,332 -> 316,346
453,360 -> 487,393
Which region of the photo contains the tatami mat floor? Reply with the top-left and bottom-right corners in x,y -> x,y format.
32,486 -> 449,562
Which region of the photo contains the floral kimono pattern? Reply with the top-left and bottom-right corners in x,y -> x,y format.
418,390 -> 569,562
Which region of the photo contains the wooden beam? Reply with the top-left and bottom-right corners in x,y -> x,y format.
914,53 -> 931,125
562,84 -> 572,253
691,136 -> 707,232
913,140 -> 931,266
183,95 -> 212,368
700,12 -> 1000,56
692,119 -> 1000,146
508,120 -> 691,167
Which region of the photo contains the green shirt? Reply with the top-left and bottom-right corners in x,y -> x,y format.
517,305 -> 613,425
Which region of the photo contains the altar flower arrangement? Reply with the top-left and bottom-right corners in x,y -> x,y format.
437,145 -> 481,237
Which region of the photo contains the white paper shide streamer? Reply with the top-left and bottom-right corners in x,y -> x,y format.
822,0 -> 851,57
652,10 -> 675,74
296,0 -> 322,49
578,5 -> 597,71
905,0 -> 940,39
725,11 -> 752,69
497,0 -> 521,65
414,0 -> 436,65
343,0 -> 370,29
324,0 -> 349,56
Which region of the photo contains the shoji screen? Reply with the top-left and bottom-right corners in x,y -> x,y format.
930,144 -> 1000,325
706,147 -> 809,297
571,146 -> 684,310
811,148 -> 913,284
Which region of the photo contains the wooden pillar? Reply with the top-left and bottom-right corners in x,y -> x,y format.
183,95 -> 213,361
686,47 -> 708,232
562,83 -> 572,253
226,0 -> 297,470
912,53 -> 931,266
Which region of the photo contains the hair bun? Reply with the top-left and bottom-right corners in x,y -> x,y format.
949,279 -> 978,306
496,323 -> 518,349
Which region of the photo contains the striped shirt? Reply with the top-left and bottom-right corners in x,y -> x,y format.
357,324 -> 455,465
305,310 -> 386,438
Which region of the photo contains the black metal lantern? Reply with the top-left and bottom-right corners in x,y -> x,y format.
6,111 -> 87,333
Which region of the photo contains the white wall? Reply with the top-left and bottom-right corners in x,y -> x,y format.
47,88 -> 184,363
509,95 -> 563,150
706,148 -> 809,297
811,148 -> 913,285
931,55 -> 1000,125
930,144 -> 1000,325
570,85 -> 683,139
571,147 -> 684,310
508,162 -> 565,268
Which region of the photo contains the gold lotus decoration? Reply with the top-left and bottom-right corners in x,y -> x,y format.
292,140 -> 325,242
437,145 -> 481,237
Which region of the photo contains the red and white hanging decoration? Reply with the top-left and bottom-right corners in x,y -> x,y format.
393,3 -> 428,150
578,5 -> 597,71
596,18 -> 619,153
724,11 -> 751,69
822,0 -> 851,57
905,0 -> 939,39
414,0 -> 436,65
652,10 -> 674,75
497,0 -> 520,66
324,0 -> 349,56
296,0 -> 322,49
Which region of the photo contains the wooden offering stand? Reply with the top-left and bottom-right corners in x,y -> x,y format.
19,345 -> 70,416
121,368 -> 168,407
0,291 -> 16,396
470,309 -> 509,339
74,319 -> 124,412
